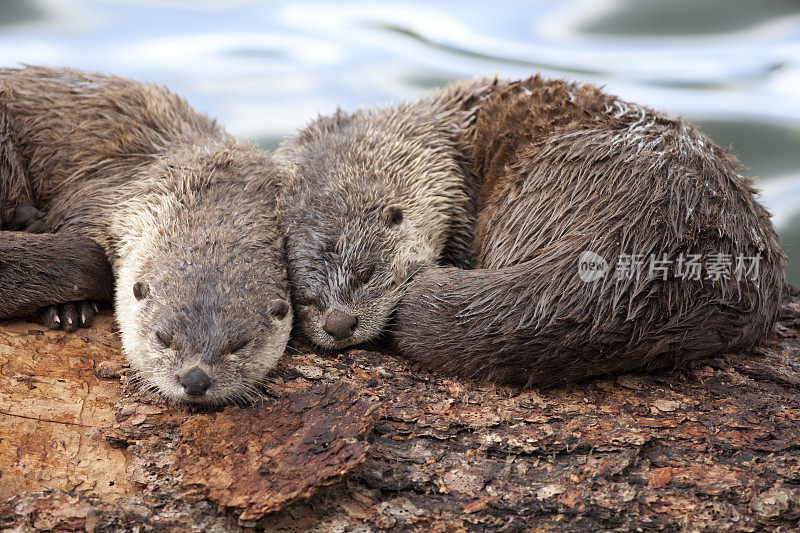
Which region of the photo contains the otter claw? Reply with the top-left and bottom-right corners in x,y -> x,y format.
59,303 -> 78,332
39,300 -> 98,331
41,306 -> 61,330
77,301 -> 95,328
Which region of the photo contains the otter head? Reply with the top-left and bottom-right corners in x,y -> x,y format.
276,107 -> 470,350
282,178 -> 444,350
118,248 -> 291,404
114,177 -> 292,405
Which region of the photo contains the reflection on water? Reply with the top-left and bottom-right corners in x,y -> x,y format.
696,121 -> 800,179
0,0 -> 798,284
0,0 -> 44,27
580,0 -> 800,36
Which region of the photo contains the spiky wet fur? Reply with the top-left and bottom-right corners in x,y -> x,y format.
0,66 -> 292,403
278,74 -> 786,386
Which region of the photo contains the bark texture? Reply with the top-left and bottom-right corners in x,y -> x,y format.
2,289 -> 800,531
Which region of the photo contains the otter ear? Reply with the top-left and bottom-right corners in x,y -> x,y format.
384,205 -> 403,226
133,281 -> 150,300
270,299 -> 290,320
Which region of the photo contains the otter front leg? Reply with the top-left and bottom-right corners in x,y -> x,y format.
0,231 -> 113,329
3,207 -> 101,330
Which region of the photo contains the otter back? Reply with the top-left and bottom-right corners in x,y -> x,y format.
392,76 -> 786,386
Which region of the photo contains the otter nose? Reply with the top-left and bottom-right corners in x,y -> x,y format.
179,366 -> 211,396
323,309 -> 358,341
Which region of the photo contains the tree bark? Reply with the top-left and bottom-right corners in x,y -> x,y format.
2,288 -> 800,531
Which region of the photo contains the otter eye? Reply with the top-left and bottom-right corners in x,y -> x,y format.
228,338 -> 250,354
154,329 -> 172,349
133,281 -> 149,300
385,205 -> 403,225
271,300 -> 290,320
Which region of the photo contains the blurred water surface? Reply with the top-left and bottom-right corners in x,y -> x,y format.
1,0 -> 798,284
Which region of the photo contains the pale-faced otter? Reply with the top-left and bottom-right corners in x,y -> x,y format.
0,66 -> 292,403
277,75 -> 786,386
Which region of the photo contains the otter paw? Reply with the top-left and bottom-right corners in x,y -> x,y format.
40,301 -> 99,332
8,205 -> 46,232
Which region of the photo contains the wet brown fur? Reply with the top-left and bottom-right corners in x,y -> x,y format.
393,76 -> 786,386
0,231 -> 112,318
275,78 -> 495,349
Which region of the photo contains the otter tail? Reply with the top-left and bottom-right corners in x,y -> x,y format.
391,252 -> 785,387
0,231 -> 113,319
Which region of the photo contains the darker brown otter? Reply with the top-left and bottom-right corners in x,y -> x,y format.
275,78 -> 493,350
394,76 -> 786,386
279,74 -> 786,386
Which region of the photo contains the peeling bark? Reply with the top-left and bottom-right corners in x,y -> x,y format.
2,289 -> 800,531
0,315 -> 133,503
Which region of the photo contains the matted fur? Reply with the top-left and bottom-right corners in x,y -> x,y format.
278,74 -> 786,386
0,66 -> 292,403
395,76 -> 786,385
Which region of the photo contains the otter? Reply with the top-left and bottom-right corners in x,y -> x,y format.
276,75 -> 786,386
275,78 -> 494,349
0,66 -> 292,403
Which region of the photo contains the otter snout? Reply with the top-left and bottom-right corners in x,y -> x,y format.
323,309 -> 358,341
179,366 -> 212,396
